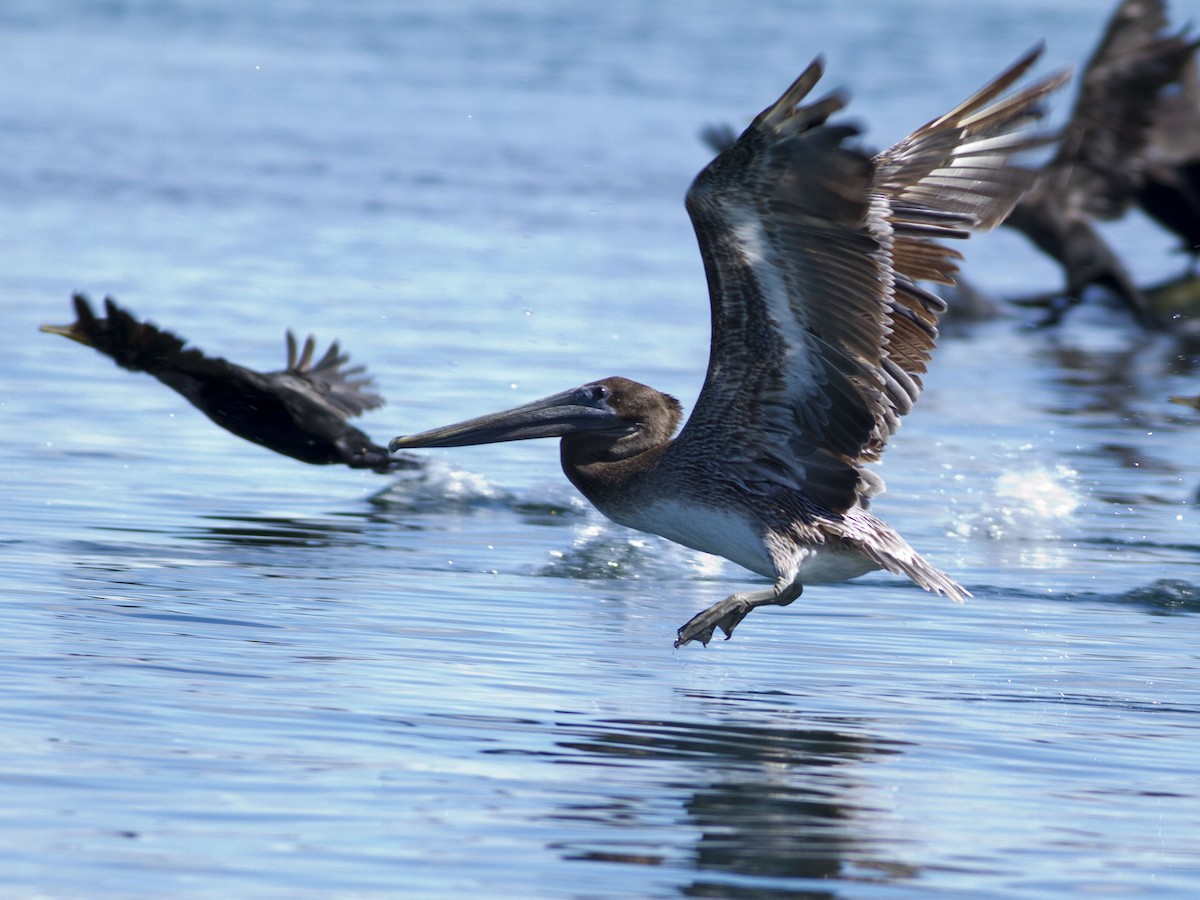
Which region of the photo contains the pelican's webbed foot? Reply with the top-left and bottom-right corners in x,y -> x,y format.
674,580 -> 803,648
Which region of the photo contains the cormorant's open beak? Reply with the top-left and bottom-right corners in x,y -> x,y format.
388,384 -> 629,451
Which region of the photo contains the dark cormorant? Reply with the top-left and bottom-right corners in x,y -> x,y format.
41,294 -> 415,472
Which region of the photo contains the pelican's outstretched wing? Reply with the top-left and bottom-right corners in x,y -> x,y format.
675,49 -> 1064,514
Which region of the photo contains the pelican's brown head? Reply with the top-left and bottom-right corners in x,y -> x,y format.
388,375 -> 682,462
558,376 -> 682,462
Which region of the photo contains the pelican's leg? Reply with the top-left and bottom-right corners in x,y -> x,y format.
674,578 -> 803,648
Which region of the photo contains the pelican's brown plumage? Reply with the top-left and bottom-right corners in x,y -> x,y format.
391,49 -> 1065,646
1003,0 -> 1199,326
42,294 -> 413,472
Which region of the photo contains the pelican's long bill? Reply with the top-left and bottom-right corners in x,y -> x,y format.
388,383 -> 631,451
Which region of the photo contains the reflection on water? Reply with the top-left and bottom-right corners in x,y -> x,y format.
424,700 -> 920,890
1039,334 -> 1200,424
182,512 -> 378,547
544,705 -> 915,893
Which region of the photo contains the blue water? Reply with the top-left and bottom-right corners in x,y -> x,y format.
4,0 -> 1200,896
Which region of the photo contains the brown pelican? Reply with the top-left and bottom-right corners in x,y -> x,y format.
1003,0 -> 1198,326
390,49 -> 1065,646
42,294 -> 415,472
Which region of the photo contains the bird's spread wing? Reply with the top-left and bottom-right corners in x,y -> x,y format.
1143,51 -> 1200,167
55,295 -> 383,423
275,331 -> 385,419
1050,0 -> 1198,219
71,295 -> 240,386
676,49 -> 1063,514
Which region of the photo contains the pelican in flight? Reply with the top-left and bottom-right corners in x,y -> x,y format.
42,294 -> 415,472
391,49 -> 1066,646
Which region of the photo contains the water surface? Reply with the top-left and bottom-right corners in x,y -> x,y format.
3,1 -> 1200,896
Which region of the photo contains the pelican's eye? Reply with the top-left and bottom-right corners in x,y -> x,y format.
588,383 -> 612,403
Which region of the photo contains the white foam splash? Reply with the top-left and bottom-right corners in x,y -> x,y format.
993,467 -> 1080,521
953,464 -> 1081,543
370,459 -> 514,510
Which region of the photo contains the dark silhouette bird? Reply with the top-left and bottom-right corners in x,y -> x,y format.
698,122 -> 738,157
41,294 -> 415,472
1137,54 -> 1200,268
1003,0 -> 1199,326
390,50 -> 1065,646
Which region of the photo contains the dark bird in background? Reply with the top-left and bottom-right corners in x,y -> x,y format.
1137,53 -> 1200,268
391,49 -> 1065,646
698,122 -> 738,157
1003,0 -> 1199,326
41,294 -> 415,472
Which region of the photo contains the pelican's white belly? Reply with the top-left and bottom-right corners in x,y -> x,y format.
781,543 -> 880,584
606,497 -> 777,578
601,496 -> 881,586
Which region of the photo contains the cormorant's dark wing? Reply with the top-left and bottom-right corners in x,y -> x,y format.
272,331 -> 385,419
42,294 -> 404,471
